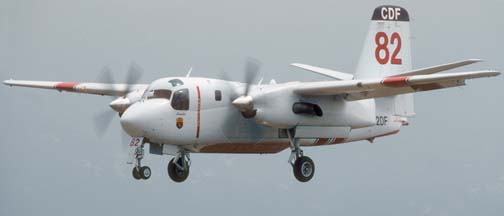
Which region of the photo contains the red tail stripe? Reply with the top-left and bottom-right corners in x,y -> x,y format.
196,85 -> 201,138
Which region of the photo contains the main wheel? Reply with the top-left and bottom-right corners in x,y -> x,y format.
139,166 -> 151,180
293,156 -> 315,182
167,158 -> 190,182
132,167 -> 142,180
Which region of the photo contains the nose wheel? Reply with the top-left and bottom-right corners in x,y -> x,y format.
167,151 -> 191,182
132,166 -> 151,180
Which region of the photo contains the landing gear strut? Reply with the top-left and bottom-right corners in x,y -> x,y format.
167,150 -> 191,182
131,144 -> 151,180
288,129 -> 315,182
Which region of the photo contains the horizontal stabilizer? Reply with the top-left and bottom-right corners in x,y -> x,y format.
391,59 -> 482,77
291,63 -> 354,80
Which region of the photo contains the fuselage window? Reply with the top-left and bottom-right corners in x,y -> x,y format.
215,90 -> 222,101
171,88 -> 190,110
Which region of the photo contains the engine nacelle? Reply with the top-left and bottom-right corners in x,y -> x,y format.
109,89 -> 144,114
252,84 -> 375,129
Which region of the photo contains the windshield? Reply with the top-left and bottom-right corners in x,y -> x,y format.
143,89 -> 172,100
142,79 -> 188,106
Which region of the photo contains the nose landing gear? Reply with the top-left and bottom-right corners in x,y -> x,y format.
130,143 -> 151,180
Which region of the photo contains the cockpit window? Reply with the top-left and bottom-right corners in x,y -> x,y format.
143,89 -> 172,100
171,89 -> 189,110
168,79 -> 184,87
149,89 -> 172,100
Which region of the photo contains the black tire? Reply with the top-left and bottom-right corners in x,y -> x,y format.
140,166 -> 151,180
132,167 -> 142,180
167,158 -> 189,182
293,156 -> 315,182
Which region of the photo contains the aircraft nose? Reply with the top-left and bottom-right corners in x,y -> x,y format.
120,103 -> 145,137
120,99 -> 170,138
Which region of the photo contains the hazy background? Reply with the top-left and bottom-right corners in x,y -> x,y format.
1,0 -> 503,215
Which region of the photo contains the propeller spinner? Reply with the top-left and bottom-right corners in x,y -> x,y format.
232,57 -> 262,118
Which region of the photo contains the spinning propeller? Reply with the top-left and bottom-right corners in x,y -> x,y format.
93,63 -> 143,138
231,57 -> 262,118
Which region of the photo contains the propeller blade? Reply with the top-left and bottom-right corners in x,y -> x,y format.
244,57 -> 261,96
97,66 -> 114,84
93,109 -> 116,137
97,66 -> 123,97
124,63 -> 143,94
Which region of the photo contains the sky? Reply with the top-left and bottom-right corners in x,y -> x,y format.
1,0 -> 503,215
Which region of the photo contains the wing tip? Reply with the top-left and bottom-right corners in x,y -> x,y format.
478,70 -> 500,77
470,70 -> 500,77
467,58 -> 483,63
3,79 -> 14,86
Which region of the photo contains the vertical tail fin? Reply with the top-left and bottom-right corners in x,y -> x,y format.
356,5 -> 414,117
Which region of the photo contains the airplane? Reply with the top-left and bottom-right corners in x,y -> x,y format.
3,5 -> 500,183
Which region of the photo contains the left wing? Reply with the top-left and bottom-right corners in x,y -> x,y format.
3,80 -> 148,96
294,70 -> 500,100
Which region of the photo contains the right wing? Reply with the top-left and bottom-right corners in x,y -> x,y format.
294,70 -> 500,100
3,80 -> 148,96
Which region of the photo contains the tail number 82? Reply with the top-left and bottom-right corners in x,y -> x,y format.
375,32 -> 402,65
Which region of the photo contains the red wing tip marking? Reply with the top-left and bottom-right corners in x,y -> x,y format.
54,82 -> 80,91
382,76 -> 409,87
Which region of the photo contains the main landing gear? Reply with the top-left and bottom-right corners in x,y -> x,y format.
131,144 -> 151,180
167,150 -> 191,182
288,129 -> 315,182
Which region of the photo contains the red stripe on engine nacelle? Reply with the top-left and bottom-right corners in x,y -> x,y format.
54,82 -> 79,91
382,76 -> 409,87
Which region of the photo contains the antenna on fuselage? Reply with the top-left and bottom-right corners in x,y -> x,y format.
185,67 -> 193,77
257,77 -> 263,86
